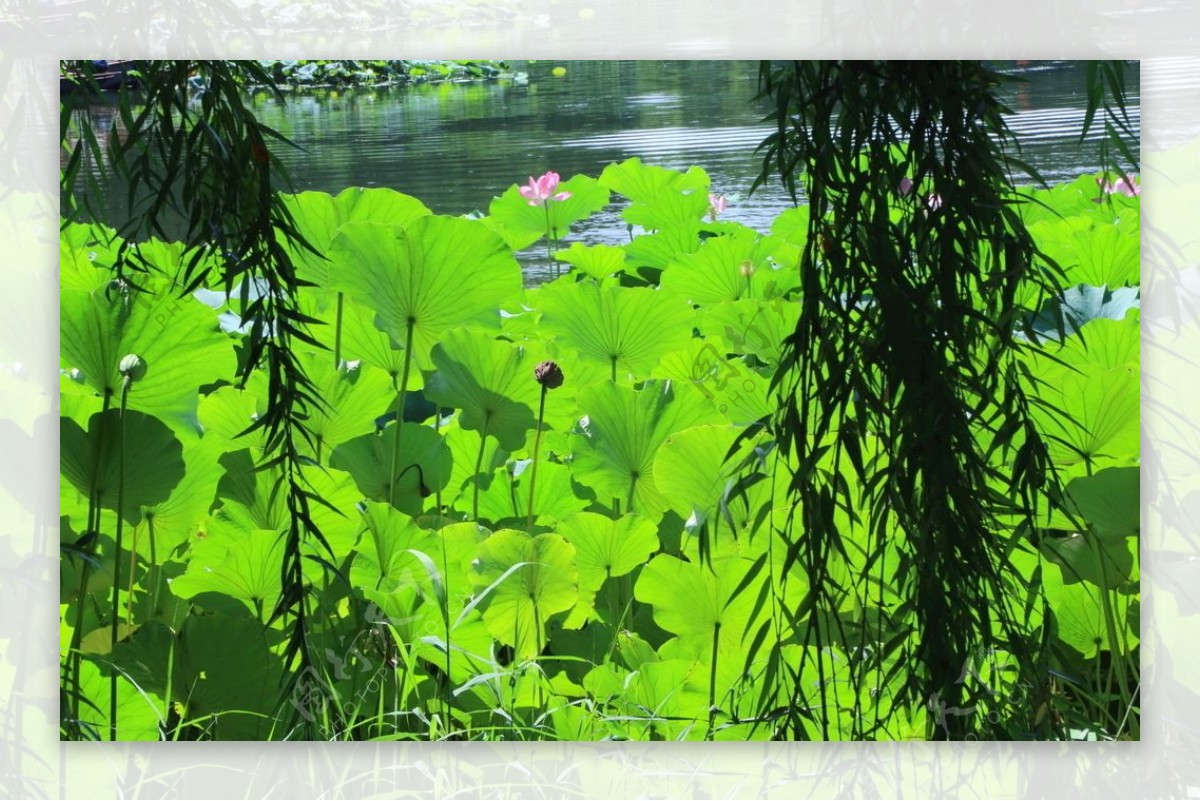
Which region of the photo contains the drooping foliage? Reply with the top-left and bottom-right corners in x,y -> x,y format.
60,59 -> 331,737
746,60 -> 1137,739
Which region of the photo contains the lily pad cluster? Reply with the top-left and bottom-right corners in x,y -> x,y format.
59,160 -> 1139,741
258,60 -> 509,89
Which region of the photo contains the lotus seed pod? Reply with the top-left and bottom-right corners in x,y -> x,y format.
118,354 -> 146,382
534,360 -> 564,390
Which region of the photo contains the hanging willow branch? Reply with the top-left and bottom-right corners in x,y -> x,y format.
60,60 -> 330,732
749,61 -> 1071,739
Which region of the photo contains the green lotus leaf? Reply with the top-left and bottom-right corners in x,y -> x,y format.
422,329 -> 540,452
1043,315 -> 1139,373
488,174 -> 610,243
623,224 -> 702,273
328,216 -> 523,369
635,552 -> 755,647
661,227 -> 800,306
295,292 -> 427,390
1030,216 -> 1139,288
634,552 -> 783,708
1041,531 -> 1134,590
197,385 -> 267,451
1028,364 -> 1138,471
622,188 -> 710,231
616,629 -> 661,671
652,343 -> 772,425
60,409 -> 185,525
61,284 -> 238,434
62,233 -> 205,295
535,281 -> 695,382
476,460 -> 589,527
653,424 -> 742,527
556,512 -> 658,628
497,295 -> 543,340
770,206 -> 812,247
293,352 -> 397,455
1029,285 -> 1140,339
131,238 -> 205,286
616,658 -> 711,741
1043,567 -> 1138,659
174,614 -> 285,740
548,697 -> 600,740
469,529 -> 579,661
581,662 -> 625,704
124,434 -> 225,562
553,242 -> 628,279
106,619 -> 178,703
214,464 -> 367,562
168,523 -> 284,617
361,521 -> 496,686
1038,464 -> 1139,590
350,501 -> 440,593
1066,466 -> 1140,540
1017,172 -> 1139,226
697,298 -> 801,370
441,421 -> 509,514
479,213 -> 544,253
61,371 -> 104,429
74,658 -> 165,741
598,158 -> 709,201
571,380 -> 723,517
283,187 -> 432,287
330,423 -> 451,518
61,223 -> 122,294
108,601 -> 290,745
470,329 -> 611,431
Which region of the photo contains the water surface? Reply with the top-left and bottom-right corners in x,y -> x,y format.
81,61 -> 1142,283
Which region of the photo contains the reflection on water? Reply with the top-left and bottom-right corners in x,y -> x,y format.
82,61 -> 1141,283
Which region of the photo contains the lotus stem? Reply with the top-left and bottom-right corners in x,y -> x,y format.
394,462 -> 429,506
543,203 -> 555,278
67,390 -> 112,726
473,416 -> 491,521
434,406 -> 444,514
148,515 -> 160,618
388,319 -> 416,500
707,620 -> 721,741
334,292 -> 344,368
440,531 -> 452,715
109,372 -> 133,740
125,531 -> 137,632
525,385 -> 548,532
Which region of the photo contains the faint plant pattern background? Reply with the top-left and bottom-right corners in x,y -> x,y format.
2,0 -> 1196,795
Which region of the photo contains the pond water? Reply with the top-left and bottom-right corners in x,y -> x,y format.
248,60 -> 1138,282
85,60 -> 1142,284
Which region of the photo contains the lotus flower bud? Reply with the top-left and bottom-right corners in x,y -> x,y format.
534,360 -> 564,390
118,354 -> 146,383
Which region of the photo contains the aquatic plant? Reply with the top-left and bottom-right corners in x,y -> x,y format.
58,158 -> 1139,742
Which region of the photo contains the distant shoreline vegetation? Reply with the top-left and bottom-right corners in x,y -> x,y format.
257,60 -> 513,89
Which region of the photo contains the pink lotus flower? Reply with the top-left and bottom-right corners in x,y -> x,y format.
708,193 -> 728,221
519,171 -> 572,206
1097,173 -> 1140,197
897,177 -> 914,197
926,193 -> 943,211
